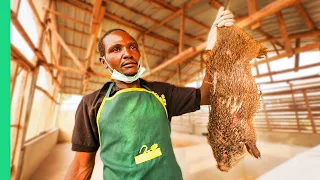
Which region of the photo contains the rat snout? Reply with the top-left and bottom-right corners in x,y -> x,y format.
217,162 -> 230,172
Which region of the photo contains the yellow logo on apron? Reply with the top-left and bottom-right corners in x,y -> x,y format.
135,144 -> 162,165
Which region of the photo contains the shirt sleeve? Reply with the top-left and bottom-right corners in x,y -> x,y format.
71,97 -> 100,152
165,83 -> 201,119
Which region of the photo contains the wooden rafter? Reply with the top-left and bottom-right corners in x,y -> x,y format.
258,74 -> 320,85
83,1 -> 106,94
260,30 -> 320,43
294,3 -> 316,30
288,83 -> 300,131
11,10 -> 36,51
60,0 -> 178,47
59,25 -> 91,37
50,26 -> 85,71
11,0 -> 21,15
44,8 -> 91,28
253,41 -> 320,66
246,0 -> 261,29
210,0 -> 284,49
302,90 -> 317,133
143,0 -> 300,78
36,86 -> 59,104
255,62 -> 320,78
11,10 -> 62,90
145,0 -> 209,30
237,0 -> 302,28
276,11 -> 293,55
108,0 -> 203,42
179,8 -> 185,53
294,38 -> 300,71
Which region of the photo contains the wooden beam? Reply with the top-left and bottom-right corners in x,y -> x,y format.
237,0 -> 302,28
255,62 -> 320,78
179,8 -> 185,53
262,85 -> 320,96
11,44 -> 35,71
294,38 -> 300,71
260,30 -> 320,43
276,11 -> 293,55
11,0 -> 21,15
44,8 -> 90,28
149,0 -> 301,80
50,25 -> 86,71
259,84 -> 271,131
10,62 -> 19,103
142,43 -> 205,78
11,10 -> 36,51
60,0 -> 178,47
36,86 -> 59,104
27,0 -> 44,29
83,2 -> 106,94
108,0 -> 203,42
288,83 -> 300,132
145,0 -> 209,30
302,90 -> 317,133
294,3 -> 315,30
43,62 -> 83,74
64,76 -> 105,85
266,61 -> 273,82
270,42 -> 280,55
10,69 -> 28,180
89,0 -> 103,33
144,10 -> 181,35
11,66 -> 39,180
246,0 -> 261,29
258,74 -> 320,85
140,35 -> 151,72
59,25 -> 90,37
253,41 -> 320,66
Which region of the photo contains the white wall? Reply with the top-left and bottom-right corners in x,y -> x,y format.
19,129 -> 59,180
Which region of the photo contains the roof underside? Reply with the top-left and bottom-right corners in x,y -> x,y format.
53,0 -> 320,95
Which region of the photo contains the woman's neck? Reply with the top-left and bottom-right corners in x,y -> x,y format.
114,79 -> 140,89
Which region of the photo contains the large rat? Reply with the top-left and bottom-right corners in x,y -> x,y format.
204,26 -> 267,172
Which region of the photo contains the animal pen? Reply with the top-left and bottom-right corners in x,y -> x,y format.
10,0 -> 320,179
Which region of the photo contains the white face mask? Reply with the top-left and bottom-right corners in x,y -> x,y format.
101,57 -> 146,84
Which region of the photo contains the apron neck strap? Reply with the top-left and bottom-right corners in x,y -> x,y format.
141,84 -> 151,91
105,82 -> 151,98
106,82 -> 115,98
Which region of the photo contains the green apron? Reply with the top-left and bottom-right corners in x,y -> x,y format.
97,83 -> 183,180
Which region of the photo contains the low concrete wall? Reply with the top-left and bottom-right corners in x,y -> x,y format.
19,129 -> 59,180
256,131 -> 320,147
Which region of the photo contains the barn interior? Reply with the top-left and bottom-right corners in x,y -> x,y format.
10,0 -> 320,179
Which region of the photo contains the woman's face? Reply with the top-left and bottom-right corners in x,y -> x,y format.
101,30 -> 140,76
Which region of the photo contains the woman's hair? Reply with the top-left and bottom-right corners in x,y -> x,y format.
98,28 -> 129,57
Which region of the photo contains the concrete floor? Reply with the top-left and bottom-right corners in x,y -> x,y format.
30,132 -> 309,180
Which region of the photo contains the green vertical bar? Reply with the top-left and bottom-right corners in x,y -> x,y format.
1,0 -> 10,179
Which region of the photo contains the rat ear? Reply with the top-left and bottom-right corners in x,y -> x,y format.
245,142 -> 261,159
257,46 -> 268,59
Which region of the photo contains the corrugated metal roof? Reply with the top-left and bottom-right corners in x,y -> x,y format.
54,0 -> 320,95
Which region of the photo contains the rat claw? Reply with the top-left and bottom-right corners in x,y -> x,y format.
226,97 -> 231,107
236,101 -> 242,113
212,72 -> 217,95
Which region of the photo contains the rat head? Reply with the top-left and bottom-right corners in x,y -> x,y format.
208,26 -> 268,70
211,137 -> 246,172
